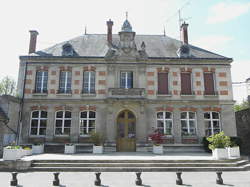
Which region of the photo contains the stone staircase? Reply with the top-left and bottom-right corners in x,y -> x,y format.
29,158 -> 250,172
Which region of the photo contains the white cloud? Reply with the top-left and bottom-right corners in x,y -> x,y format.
207,2 -> 250,24
192,35 -> 233,54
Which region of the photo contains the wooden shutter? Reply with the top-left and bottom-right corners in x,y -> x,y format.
158,73 -> 169,94
204,73 -> 215,95
181,72 -> 192,95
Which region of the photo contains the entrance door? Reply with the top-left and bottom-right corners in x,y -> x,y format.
117,110 -> 136,152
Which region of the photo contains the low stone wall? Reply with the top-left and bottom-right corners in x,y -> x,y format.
0,160 -> 31,171
235,108 -> 250,155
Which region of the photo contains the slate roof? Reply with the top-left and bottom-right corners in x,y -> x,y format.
35,34 -> 229,59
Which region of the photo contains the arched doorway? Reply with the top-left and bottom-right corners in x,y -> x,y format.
116,110 -> 136,152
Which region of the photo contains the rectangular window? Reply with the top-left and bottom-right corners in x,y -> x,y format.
79,111 -> 96,135
204,112 -> 221,136
204,72 -> 215,95
181,112 -> 196,136
30,111 -> 47,136
35,71 -> 48,93
83,71 -> 95,94
181,72 -> 192,95
59,71 -> 72,93
158,73 -> 169,94
55,111 -> 71,135
120,71 -> 133,89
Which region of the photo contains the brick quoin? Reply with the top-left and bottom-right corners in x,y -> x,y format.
26,70 -> 33,75
219,81 -> 228,86
24,89 -> 31,94
165,107 -> 174,112
98,90 -> 106,94
147,80 -> 154,86
220,90 -> 228,95
98,80 -> 106,85
157,67 -> 169,72
195,72 -> 201,77
80,106 -> 87,111
40,106 -> 48,110
50,80 -> 56,84
89,106 -> 96,111
74,80 -> 80,85
83,67 -> 89,71
147,90 -> 155,95
219,72 -> 227,77
203,107 -> 221,112
156,107 -> 174,112
173,81 -> 178,86
51,71 -> 56,76
180,107 -> 197,112
67,66 -> 72,71
180,67 -> 185,72
173,90 -> 178,95
187,68 -> 192,72
147,72 -> 154,76
98,71 -> 106,76
211,67 -> 216,72
26,79 -> 32,84
74,89 -> 80,94
196,81 -> 201,86
90,66 -> 96,71
59,66 -> 65,71
156,107 -> 164,111
202,67 -> 209,72
50,89 -> 55,94
55,106 -> 64,111
75,71 -> 81,76
30,106 -> 39,110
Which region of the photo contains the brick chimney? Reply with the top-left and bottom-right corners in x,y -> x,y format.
180,22 -> 189,44
106,19 -> 113,43
28,30 -> 39,54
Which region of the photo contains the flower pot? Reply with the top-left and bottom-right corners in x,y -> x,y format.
212,148 -> 228,160
64,144 -> 76,154
3,147 -> 23,160
93,145 -> 103,154
153,145 -> 163,154
32,144 -> 44,154
227,146 -> 240,158
23,149 -> 32,156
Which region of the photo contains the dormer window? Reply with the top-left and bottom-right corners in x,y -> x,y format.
62,43 -> 74,56
177,44 -> 191,58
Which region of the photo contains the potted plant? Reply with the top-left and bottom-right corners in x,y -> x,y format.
32,143 -> 44,154
227,138 -> 241,158
3,145 -> 23,160
207,131 -> 231,160
22,146 -> 32,156
149,129 -> 164,154
90,132 -> 104,154
64,143 -> 76,154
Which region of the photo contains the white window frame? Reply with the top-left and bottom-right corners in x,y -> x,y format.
29,110 -> 47,136
79,111 -> 96,136
156,111 -> 173,135
120,71 -> 133,89
35,71 -> 48,93
204,111 -> 221,136
83,71 -> 95,93
59,71 -> 71,93
180,111 -> 197,136
54,110 -> 72,136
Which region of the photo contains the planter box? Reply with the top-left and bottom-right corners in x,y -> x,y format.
93,145 -> 103,154
228,146 -> 240,158
32,144 -> 44,154
22,149 -> 32,156
212,148 -> 228,160
153,145 -> 163,154
64,145 -> 76,154
3,147 -> 23,160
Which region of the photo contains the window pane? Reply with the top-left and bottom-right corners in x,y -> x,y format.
213,121 -> 220,128
157,120 -> 164,128
181,112 -> 187,119
64,128 -> 70,135
189,121 -> 195,128
41,111 -> 47,118
204,121 -> 211,129
55,128 -> 62,135
212,112 -> 219,119
157,112 -> 163,119
65,111 -> 71,118
181,120 -> 187,128
56,120 -> 63,127
81,112 -> 87,118
56,111 -> 63,118
128,111 -> 134,119
32,111 -> 39,118
64,120 -> 71,127
89,111 -> 96,118
165,120 -> 172,128
39,128 -> 46,135
31,128 -> 38,135
165,112 -> 172,119
31,120 -> 38,127
120,72 -> 126,88
89,120 -> 95,128
204,112 -> 210,119
40,120 -> 47,127
189,112 -> 195,119
214,129 -> 221,134
205,129 -> 212,136
119,112 -> 125,118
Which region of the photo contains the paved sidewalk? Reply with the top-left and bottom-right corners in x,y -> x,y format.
1,171 -> 250,187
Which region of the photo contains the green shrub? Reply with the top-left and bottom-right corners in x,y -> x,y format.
202,137 -> 212,153
206,131 -> 231,150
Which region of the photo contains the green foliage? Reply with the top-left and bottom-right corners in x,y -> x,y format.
202,137 -> 212,153
206,131 -> 231,150
5,145 -> 21,149
90,132 -> 104,146
234,100 -> 249,111
0,76 -> 16,96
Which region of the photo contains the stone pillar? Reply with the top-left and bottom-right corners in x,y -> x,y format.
106,103 -> 116,143
70,107 -> 79,143
45,107 -> 54,142
136,103 -> 146,143
196,108 -> 205,143
173,109 -> 181,143
221,104 -> 237,136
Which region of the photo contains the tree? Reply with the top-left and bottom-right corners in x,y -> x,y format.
234,100 -> 249,112
0,76 -> 16,96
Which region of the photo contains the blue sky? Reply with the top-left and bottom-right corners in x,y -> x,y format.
0,0 -> 249,102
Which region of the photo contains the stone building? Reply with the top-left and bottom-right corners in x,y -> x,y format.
0,95 -> 20,155
17,18 -> 236,152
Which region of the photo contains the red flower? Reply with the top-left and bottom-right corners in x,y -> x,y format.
148,129 -> 164,145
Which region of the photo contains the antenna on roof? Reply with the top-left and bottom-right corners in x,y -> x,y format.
178,1 -> 192,40
163,26 -> 166,36
126,11 -> 128,20
84,26 -> 87,35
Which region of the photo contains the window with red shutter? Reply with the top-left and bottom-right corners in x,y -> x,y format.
181,72 -> 192,95
158,73 -> 169,94
204,73 -> 215,95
